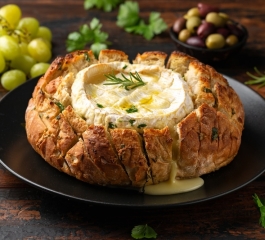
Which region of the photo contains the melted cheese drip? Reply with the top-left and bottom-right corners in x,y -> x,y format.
144,162 -> 204,195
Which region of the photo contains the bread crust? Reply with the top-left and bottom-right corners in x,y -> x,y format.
25,49 -> 244,187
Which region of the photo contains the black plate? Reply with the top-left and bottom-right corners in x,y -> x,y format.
1,76 -> 265,208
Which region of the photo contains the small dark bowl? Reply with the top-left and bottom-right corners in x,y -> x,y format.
169,23 -> 248,64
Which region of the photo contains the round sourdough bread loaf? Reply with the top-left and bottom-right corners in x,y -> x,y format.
25,49 -> 244,188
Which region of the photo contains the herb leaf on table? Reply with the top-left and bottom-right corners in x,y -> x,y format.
117,1 -> 167,40
131,224 -> 157,239
253,193 -> 265,228
66,18 -> 111,56
245,67 -> 265,88
84,0 -> 123,12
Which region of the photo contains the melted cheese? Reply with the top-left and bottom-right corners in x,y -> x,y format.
144,163 -> 204,195
71,62 -> 194,132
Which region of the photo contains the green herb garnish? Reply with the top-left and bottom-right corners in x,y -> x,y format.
203,87 -> 212,93
137,124 -> 147,129
66,18 -> 111,57
104,71 -> 146,90
97,103 -> 104,108
245,67 -> 265,88
108,122 -> 117,129
55,102 -> 64,112
126,105 -> 138,113
211,127 -> 218,140
129,119 -> 135,126
84,0 -> 123,12
253,193 -> 265,228
84,52 -> 90,61
131,224 -> 157,239
117,1 -> 167,40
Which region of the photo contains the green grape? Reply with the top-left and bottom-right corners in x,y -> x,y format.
28,38 -> 51,62
11,54 -> 36,75
0,16 -> 11,36
11,29 -> 31,43
17,17 -> 39,38
0,4 -> 21,28
36,26 -> 52,42
1,69 -> 26,91
18,42 -> 29,55
30,62 -> 50,78
0,35 -> 20,60
0,51 -> 6,73
42,38 -> 52,49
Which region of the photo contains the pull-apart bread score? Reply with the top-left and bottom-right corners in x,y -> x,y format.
25,49 -> 244,189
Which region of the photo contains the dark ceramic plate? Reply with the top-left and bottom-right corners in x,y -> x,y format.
0,76 -> 265,208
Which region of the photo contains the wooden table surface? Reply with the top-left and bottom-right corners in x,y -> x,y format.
1,0 -> 265,239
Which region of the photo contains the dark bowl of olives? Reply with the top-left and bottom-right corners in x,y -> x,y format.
169,3 -> 248,63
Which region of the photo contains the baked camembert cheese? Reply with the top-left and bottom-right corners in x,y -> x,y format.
25,49 -> 244,195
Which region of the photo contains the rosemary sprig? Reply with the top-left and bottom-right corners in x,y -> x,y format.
104,71 -> 146,90
245,67 -> 265,88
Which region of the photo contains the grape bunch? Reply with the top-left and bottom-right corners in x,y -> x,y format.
0,4 -> 52,91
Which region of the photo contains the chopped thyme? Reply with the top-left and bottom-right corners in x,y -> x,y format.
84,52 -> 90,61
129,119 -> 135,126
97,103 -> 104,108
108,122 -> 117,129
55,102 -> 64,112
104,71 -> 146,90
211,127 -> 218,140
203,87 -> 212,93
137,123 -> 147,129
122,65 -> 128,69
126,105 -> 138,113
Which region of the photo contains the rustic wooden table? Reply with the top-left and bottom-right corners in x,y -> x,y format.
1,0 -> 265,239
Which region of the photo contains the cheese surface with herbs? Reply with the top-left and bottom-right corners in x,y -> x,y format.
71,62 -> 194,132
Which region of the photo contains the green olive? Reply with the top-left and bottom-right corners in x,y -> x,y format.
205,12 -> 225,27
178,28 -> 191,42
206,33 -> 225,49
186,7 -> 200,18
178,29 -> 191,42
186,16 -> 201,33
226,34 -> 239,46
219,12 -> 229,22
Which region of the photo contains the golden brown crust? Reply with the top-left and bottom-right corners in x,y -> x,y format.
110,128 -> 150,187
133,51 -> 167,67
143,127 -> 173,184
25,49 -> 245,188
83,125 -> 131,186
98,49 -> 129,63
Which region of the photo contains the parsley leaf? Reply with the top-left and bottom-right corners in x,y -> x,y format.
129,119 -> 135,126
66,18 -> 111,56
117,1 -> 140,28
253,193 -> 265,228
126,105 -> 138,113
117,1 -> 167,40
55,102 -> 65,112
84,0 -> 123,12
137,123 -> 147,129
131,224 -> 157,239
